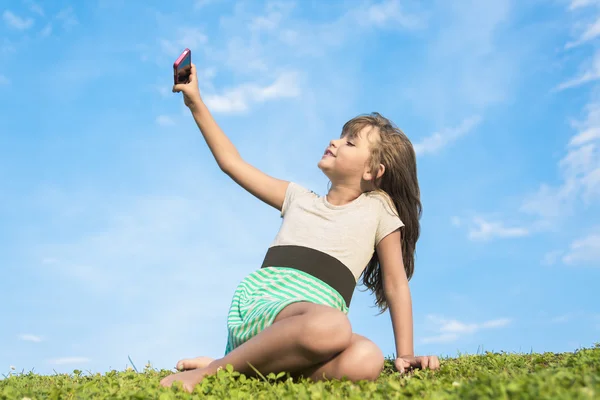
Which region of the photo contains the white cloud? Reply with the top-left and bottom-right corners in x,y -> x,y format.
48,357 -> 90,365
214,0 -> 425,76
550,311 -> 600,328
26,0 -> 44,17
542,250 -> 564,266
413,116 -> 482,156
2,10 -> 34,30
421,315 -> 511,344
40,23 -> 52,37
521,100 -> 600,222
156,115 -> 175,126
476,31 -> 600,242
0,74 -> 9,85
481,318 -> 512,329
195,0 -> 219,9
204,71 -> 300,114
565,17 -> 600,49
250,1 -> 294,31
467,217 -> 529,241
569,0 -> 600,10
520,183 -> 574,222
18,334 -> 43,343
562,232 -> 600,265
361,0 -> 424,29
551,313 -> 573,323
555,50 -> 600,90
55,7 -> 78,30
451,216 -> 462,227
399,0 -> 516,121
421,333 -> 459,344
160,27 -> 208,57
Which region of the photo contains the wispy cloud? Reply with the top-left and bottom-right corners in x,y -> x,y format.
400,0 -> 516,122
249,1 -> 295,32
562,232 -> 600,265
555,50 -> 600,90
0,74 -> 9,85
48,357 -> 90,365
565,17 -> 600,49
413,116 -> 482,156
159,27 -> 208,57
451,216 -> 462,227
467,217 -> 529,241
55,7 -> 78,30
569,0 -> 600,11
26,0 -> 44,17
2,10 -> 34,30
550,311 -> 600,329
521,100 -> 600,223
195,0 -> 219,9
421,315 -> 511,344
40,23 -> 53,37
361,0 -> 425,30
19,334 -> 43,343
464,3 -> 600,250
156,115 -> 175,126
542,250 -> 564,266
204,71 -> 300,114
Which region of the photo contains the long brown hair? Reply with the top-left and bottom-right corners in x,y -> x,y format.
342,112 -> 422,313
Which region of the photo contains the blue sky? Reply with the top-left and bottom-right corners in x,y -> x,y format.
1,0 -> 599,376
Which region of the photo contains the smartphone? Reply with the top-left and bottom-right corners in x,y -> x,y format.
173,48 -> 192,85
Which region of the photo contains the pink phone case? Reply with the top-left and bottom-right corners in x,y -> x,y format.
173,48 -> 192,84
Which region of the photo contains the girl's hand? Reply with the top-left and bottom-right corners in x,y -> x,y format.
173,63 -> 202,111
395,355 -> 440,374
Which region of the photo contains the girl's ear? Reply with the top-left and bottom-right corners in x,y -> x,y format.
376,163 -> 385,180
364,164 -> 385,181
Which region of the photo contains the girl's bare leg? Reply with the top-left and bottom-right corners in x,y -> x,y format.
294,333 -> 384,381
176,333 -> 383,381
160,302 -> 381,391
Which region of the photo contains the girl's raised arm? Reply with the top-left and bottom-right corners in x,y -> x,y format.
173,64 -> 289,211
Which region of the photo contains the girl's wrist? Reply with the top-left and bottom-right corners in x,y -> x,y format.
188,97 -> 205,113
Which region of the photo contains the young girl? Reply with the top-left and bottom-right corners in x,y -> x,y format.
160,64 -> 440,392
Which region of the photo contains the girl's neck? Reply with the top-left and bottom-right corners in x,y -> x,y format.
325,184 -> 363,206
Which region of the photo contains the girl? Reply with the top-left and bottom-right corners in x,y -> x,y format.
160,64 -> 440,392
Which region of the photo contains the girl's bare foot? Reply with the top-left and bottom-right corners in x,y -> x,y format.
176,356 -> 215,371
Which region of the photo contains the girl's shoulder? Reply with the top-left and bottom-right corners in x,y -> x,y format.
287,181 -> 318,197
365,190 -> 400,218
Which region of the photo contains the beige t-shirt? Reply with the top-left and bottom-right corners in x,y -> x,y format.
269,182 -> 404,281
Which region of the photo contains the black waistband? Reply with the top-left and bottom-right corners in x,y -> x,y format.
260,245 -> 356,307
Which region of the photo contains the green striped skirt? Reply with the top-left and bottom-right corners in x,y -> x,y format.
224,266 -> 349,355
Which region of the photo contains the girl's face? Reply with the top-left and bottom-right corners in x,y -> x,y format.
318,125 -> 380,184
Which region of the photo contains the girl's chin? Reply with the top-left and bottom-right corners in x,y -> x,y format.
317,159 -> 331,170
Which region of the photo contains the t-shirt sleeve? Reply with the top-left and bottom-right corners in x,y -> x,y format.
375,198 -> 404,246
281,182 -> 314,217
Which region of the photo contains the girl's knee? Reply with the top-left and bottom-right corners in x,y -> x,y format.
352,339 -> 384,381
300,309 -> 352,357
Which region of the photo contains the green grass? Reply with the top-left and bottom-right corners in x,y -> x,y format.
2,344 -> 599,399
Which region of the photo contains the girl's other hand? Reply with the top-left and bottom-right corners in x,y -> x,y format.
173,63 -> 202,111
395,355 -> 440,374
